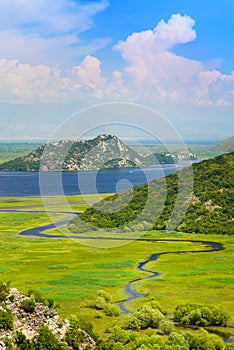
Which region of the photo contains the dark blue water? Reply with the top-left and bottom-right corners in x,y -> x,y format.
0,162 -> 194,197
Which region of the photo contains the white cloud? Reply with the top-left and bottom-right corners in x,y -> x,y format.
0,56 -> 127,103
113,14 -> 234,106
0,0 -> 109,33
196,70 -> 234,106
114,14 -> 201,92
0,0 -> 109,66
0,12 -> 233,108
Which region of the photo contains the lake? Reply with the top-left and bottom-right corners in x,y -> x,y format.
0,162 -> 195,197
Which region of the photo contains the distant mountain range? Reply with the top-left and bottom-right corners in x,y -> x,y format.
75,152 -> 234,235
0,134 -> 174,171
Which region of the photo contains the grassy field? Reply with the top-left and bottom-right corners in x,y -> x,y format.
0,195 -> 233,336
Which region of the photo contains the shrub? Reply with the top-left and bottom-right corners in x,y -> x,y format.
69,317 -> 94,335
190,329 -> 224,350
166,332 -> 189,347
65,327 -> 85,350
105,305 -> 121,317
33,324 -> 67,349
124,315 -> 141,331
0,308 -> 13,330
34,291 -> 45,304
47,298 -> 55,309
125,305 -> 164,330
27,289 -> 36,297
8,295 -> 15,303
91,296 -> 108,310
0,281 -> 11,302
97,290 -> 112,303
15,331 -> 33,350
4,337 -> 15,350
146,300 -> 167,315
174,303 -> 229,326
21,299 -> 36,313
159,319 -> 174,335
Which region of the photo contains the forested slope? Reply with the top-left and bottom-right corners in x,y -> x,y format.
73,152 -> 234,235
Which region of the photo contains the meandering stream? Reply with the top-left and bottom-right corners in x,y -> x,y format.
2,209 -> 224,314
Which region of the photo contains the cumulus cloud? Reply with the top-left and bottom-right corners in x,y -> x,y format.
0,0 -> 109,65
114,14 -> 201,91
0,12 -> 233,107
114,13 -> 234,106
115,13 -> 196,59
0,56 -> 129,103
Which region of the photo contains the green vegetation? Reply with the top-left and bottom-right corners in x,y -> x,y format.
21,298 -> 36,313
77,152 -> 234,235
0,281 -> 232,349
90,290 -> 121,317
99,326 -> 227,349
174,303 -> 229,327
0,308 -> 13,330
124,304 -> 165,330
0,229 -> 233,335
13,325 -> 79,349
0,280 -> 11,301
0,142 -> 42,164
0,191 -> 233,345
213,135 -> 234,154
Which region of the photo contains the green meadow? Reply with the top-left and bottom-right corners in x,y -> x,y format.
0,195 -> 233,336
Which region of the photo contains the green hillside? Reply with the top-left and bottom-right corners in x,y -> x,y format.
73,152 -> 234,235
213,135 -> 234,153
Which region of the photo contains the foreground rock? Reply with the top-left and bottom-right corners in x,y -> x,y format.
0,286 -> 95,349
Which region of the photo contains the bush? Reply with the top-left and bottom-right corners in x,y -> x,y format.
8,295 -> 15,303
146,300 -> 167,315
21,299 -> 36,313
174,303 -> 229,326
33,324 -> 68,349
0,308 -> 13,330
190,329 -> 224,350
0,281 -> 11,302
125,305 -> 165,330
166,332 -> 189,347
124,315 -> 141,331
159,319 -> 174,335
97,290 -> 112,303
65,327 -> 85,350
4,337 -> 15,350
91,296 -> 108,310
105,305 -> 121,317
34,291 -> 45,304
15,331 -> 33,350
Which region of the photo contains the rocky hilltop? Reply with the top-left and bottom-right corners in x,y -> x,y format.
0,283 -> 95,349
0,134 -> 174,171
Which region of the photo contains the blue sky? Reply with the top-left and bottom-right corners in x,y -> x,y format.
0,0 -> 233,141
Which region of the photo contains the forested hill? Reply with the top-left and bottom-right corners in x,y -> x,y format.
0,134 -> 174,171
75,152 -> 234,235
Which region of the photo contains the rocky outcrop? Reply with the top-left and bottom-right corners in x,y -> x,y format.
0,287 -> 95,349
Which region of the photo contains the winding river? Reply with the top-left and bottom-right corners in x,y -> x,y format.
1,208 -> 224,314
